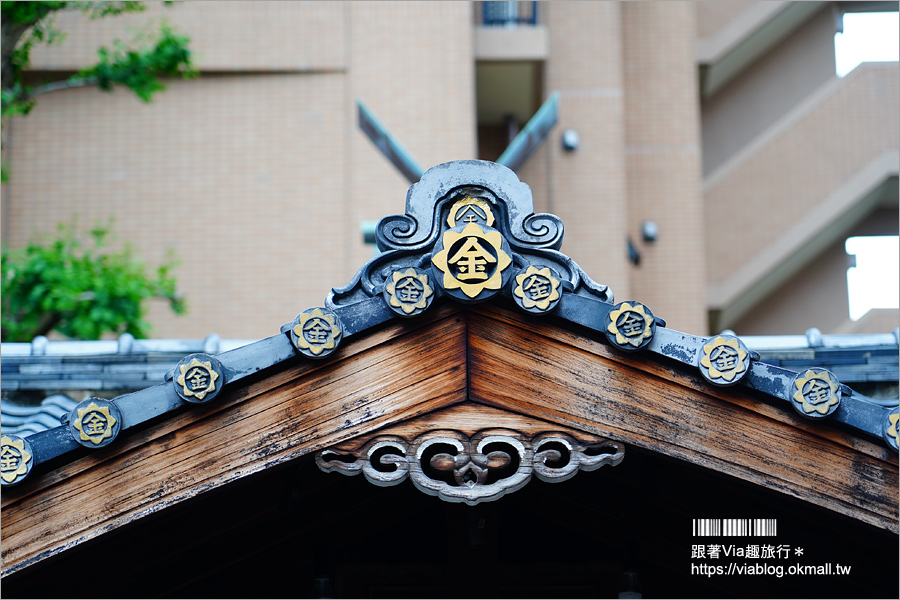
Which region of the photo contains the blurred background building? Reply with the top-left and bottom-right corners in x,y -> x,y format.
2,0 -> 898,340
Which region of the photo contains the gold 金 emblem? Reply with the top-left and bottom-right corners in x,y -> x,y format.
513,265 -> 561,311
700,336 -> 749,384
73,401 -> 118,446
793,369 -> 841,416
176,358 -> 220,401
431,222 -> 512,299
293,308 -> 342,356
886,412 -> 899,448
385,268 -> 434,315
447,197 -> 495,228
607,302 -> 654,348
0,435 -> 32,484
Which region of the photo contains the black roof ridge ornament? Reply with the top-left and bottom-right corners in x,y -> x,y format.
328,160 -> 610,309
2,161 -> 897,488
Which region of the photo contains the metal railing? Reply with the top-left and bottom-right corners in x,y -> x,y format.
481,1 -> 537,26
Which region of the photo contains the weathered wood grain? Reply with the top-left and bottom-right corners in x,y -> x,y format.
326,403 -> 613,453
1,308 -> 467,576
474,303 -> 894,461
3,303 -> 896,578
466,307 -> 899,533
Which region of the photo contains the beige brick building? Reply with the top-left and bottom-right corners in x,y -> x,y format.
2,1 -> 897,340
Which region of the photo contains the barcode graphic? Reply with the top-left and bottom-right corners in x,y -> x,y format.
693,519 -> 777,536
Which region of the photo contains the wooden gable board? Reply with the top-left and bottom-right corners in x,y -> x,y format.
2,303 -> 897,577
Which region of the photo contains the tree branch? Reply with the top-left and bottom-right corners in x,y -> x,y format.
1,20 -> 34,91
30,76 -> 98,97
33,311 -> 62,338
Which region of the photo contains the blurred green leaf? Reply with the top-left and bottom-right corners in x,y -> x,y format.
1,1 -> 197,181
1,221 -> 186,341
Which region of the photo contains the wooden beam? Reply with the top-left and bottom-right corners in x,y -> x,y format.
326,403 -> 613,453
466,305 -> 899,533
1,307 -> 468,577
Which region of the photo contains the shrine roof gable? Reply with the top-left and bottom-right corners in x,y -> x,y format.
2,160 -> 897,577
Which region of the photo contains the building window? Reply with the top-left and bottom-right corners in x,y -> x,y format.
834,11 -> 899,77
482,1 -> 537,27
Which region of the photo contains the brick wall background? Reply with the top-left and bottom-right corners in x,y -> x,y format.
3,1 -> 896,340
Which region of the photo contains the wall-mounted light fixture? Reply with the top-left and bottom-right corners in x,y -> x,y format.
641,220 -> 659,243
562,129 -> 580,151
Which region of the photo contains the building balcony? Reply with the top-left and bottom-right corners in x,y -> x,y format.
704,63 -> 899,332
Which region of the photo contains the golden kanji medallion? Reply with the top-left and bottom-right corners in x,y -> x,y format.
513,265 -> 561,313
291,307 -> 344,358
0,435 -> 34,486
70,399 -> 121,447
605,302 -> 656,351
885,410 -> 899,451
384,267 -> 434,317
699,335 -> 750,385
791,368 -> 841,418
447,197 -> 495,228
175,356 -> 222,403
431,222 -> 512,301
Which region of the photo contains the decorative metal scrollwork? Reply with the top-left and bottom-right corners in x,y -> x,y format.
327,161 -> 611,311
316,429 -> 624,505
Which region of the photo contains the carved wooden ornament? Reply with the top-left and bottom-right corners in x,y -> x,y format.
316,428 -> 624,505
